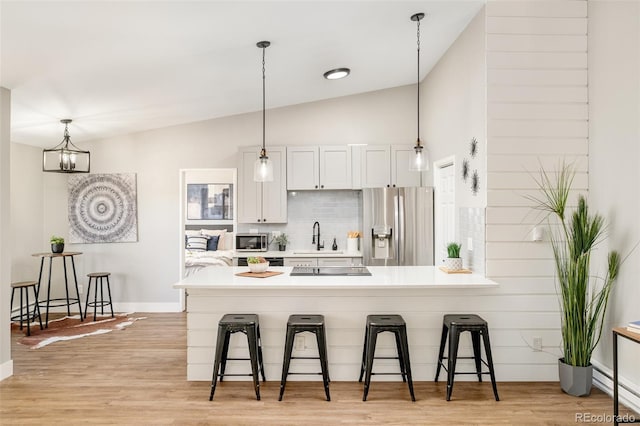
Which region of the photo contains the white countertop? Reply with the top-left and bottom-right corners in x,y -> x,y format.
234,250 -> 362,258
174,266 -> 498,290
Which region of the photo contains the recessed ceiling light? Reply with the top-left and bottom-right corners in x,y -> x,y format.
323,68 -> 350,80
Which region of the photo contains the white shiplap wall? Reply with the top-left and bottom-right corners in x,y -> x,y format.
485,0 -> 588,380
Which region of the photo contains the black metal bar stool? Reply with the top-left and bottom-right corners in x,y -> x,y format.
358,314 -> 415,402
84,272 -> 114,321
209,314 -> 266,401
279,314 -> 331,401
10,281 -> 43,336
434,314 -> 499,401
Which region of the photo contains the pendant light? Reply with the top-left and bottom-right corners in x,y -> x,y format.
42,119 -> 90,173
253,41 -> 274,182
409,13 -> 429,172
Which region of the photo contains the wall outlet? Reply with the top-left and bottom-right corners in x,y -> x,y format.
78,284 -> 83,294
533,337 -> 542,351
467,237 -> 473,251
272,231 -> 281,238
295,335 -> 305,350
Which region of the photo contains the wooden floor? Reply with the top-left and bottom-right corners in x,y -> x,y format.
0,312 -> 634,425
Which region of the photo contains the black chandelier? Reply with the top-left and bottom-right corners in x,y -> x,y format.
42,119 -> 90,173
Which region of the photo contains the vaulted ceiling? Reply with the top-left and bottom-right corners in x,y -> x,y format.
1,1 -> 483,147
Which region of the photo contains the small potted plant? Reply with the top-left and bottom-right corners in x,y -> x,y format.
247,256 -> 269,273
445,242 -> 462,271
275,233 -> 289,251
50,235 -> 65,254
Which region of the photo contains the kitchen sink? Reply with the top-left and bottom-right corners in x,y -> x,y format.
293,250 -> 344,255
290,266 -> 371,276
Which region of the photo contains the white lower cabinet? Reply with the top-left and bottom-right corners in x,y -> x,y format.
284,257 -> 363,267
317,257 -> 362,267
284,258 -> 317,267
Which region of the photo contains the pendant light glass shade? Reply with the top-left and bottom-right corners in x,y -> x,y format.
253,148 -> 274,182
42,119 -> 90,173
254,41 -> 274,182
410,13 -> 429,172
410,140 -> 429,171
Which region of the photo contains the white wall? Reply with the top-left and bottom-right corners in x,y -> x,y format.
588,0 -> 640,405
10,143 -> 44,281
484,0 -> 589,382
33,84 -> 416,311
422,7 -> 487,209
1,87 -> 12,380
421,7 -> 487,271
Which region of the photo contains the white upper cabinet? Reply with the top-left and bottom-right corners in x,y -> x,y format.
238,146 -> 287,223
391,145 -> 422,187
287,145 -> 352,190
361,144 -> 421,188
361,145 -> 391,188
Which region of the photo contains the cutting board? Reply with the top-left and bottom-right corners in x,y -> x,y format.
235,271 -> 284,278
439,266 -> 472,274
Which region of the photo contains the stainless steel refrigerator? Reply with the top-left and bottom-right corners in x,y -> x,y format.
362,187 -> 434,266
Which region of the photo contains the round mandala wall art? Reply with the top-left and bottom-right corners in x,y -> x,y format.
68,173 -> 138,243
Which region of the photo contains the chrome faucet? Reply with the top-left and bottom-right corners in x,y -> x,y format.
312,221 -> 324,251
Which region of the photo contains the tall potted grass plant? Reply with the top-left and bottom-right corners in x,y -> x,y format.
531,163 -> 620,396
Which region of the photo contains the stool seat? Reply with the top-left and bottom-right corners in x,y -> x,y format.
435,313 -> 499,401
279,314 -> 330,401
84,272 -> 114,321
444,314 -> 487,328
359,314 -> 415,402
10,281 -> 42,336
210,313 -> 266,401
11,281 -> 38,289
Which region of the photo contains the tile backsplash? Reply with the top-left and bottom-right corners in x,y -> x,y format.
458,207 -> 485,274
237,190 -> 363,251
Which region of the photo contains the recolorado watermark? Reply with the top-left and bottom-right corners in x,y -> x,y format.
576,412 -> 636,423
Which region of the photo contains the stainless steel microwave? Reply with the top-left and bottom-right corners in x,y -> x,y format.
235,233 -> 269,251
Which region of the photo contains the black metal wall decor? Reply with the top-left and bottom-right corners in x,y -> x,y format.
470,137 -> 478,158
462,158 -> 470,182
463,137 -> 479,195
471,170 -> 479,195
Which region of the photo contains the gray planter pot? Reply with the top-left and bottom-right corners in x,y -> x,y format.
558,358 -> 593,396
51,243 -> 64,254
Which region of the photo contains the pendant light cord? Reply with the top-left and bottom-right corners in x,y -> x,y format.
416,17 -> 421,144
262,45 -> 266,154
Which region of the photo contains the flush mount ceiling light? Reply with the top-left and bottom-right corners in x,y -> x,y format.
254,40 -> 274,182
409,12 -> 429,172
42,119 -> 90,173
323,68 -> 350,80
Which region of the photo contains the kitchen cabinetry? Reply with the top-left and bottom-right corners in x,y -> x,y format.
361,145 -> 422,188
238,146 -> 287,223
283,257 -> 363,267
287,145 -> 352,190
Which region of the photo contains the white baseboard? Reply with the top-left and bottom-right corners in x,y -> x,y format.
592,359 -> 640,416
0,359 -> 13,381
39,302 -> 182,314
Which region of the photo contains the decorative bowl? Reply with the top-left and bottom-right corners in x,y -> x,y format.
248,262 -> 269,273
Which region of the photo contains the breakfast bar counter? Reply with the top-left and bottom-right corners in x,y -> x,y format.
174,266 -> 498,381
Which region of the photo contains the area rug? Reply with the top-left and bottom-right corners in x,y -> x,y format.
11,313 -> 145,349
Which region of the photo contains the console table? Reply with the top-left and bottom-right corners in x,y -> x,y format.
32,252 -> 84,326
612,327 -> 640,425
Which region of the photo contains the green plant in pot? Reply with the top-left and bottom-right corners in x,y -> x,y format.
50,235 -> 65,254
445,242 -> 462,271
530,163 -> 620,397
275,233 -> 288,251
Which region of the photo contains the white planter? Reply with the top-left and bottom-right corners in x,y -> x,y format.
444,257 -> 463,271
